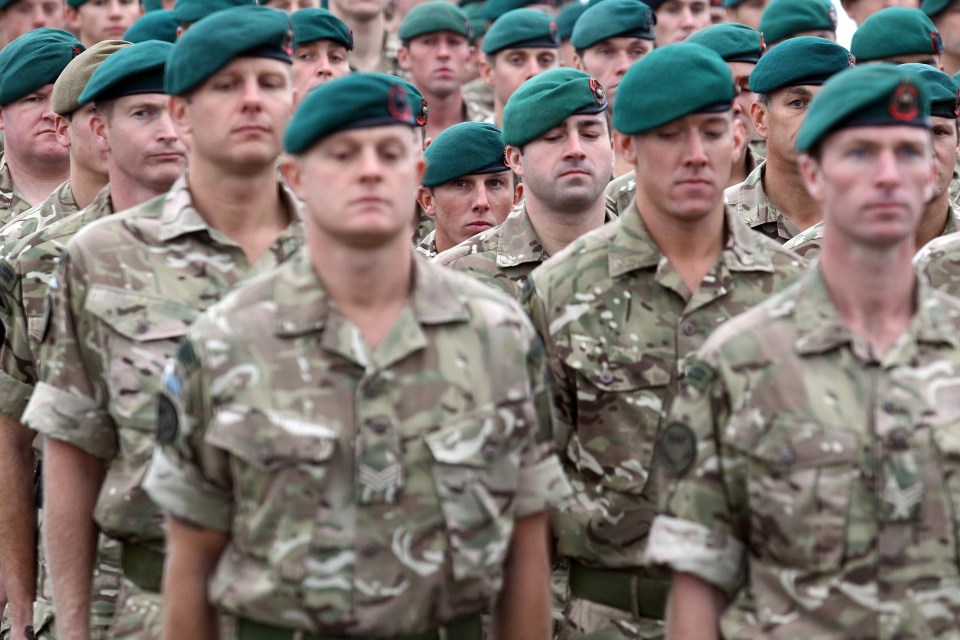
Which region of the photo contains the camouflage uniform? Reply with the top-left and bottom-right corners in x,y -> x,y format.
415,228 -> 438,259
0,180 -> 78,258
647,266 -> 960,638
0,153 -> 32,228
523,202 -> 805,639
913,211 -> 960,297
790,201 -> 960,262
143,251 -> 569,637
21,177 -> 302,639
462,77 -> 494,124
463,92 -> 493,124
724,161 -> 803,244
435,199 -> 618,299
374,29 -> 405,77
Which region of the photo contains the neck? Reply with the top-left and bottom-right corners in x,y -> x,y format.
69,160 -> 108,210
346,14 -> 386,72
634,193 -> 725,271
915,192 -> 951,253
613,151 -> 633,178
493,99 -> 504,127
187,158 -> 285,235
728,145 -> 750,186
107,163 -> 176,214
424,91 -> 464,140
524,192 -> 608,257
763,155 -> 821,230
4,147 -> 69,206
942,50 -> 960,76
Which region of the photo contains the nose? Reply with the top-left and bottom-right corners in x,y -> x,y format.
357,145 -> 384,182
314,56 -> 332,78
33,4 -> 47,26
562,130 -> 587,161
240,76 -> 264,112
874,148 -> 903,188
155,111 -> 180,144
615,50 -> 632,76
472,185 -> 491,212
683,130 -> 708,167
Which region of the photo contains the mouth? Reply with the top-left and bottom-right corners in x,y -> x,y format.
465,221 -> 493,231
150,152 -> 185,162
560,168 -> 591,178
233,125 -> 271,135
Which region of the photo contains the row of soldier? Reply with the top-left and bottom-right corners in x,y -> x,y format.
0,0 -> 958,640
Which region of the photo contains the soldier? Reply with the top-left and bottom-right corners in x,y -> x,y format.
64,0 -> 142,48
709,0 -> 726,23
924,0 -> 960,75
852,6 -> 943,65
556,0 -> 588,66
0,29 -> 83,227
22,8 -> 302,639
122,9 -> 177,43
328,0 -> 400,74
436,67 -> 616,298
261,0 -> 320,12
523,43 -> 804,640
479,8 -> 561,127
646,0 -> 711,45
759,0 -> 837,47
398,3 -> 490,139
417,121 -> 519,258
647,63 -> 959,639
721,0 -> 767,29
144,71 -> 567,640
725,37 -> 852,243
0,0 -> 64,47
290,8 -> 353,104
844,0 -> 919,25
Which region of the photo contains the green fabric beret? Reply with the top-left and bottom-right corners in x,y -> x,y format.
613,42 -> 733,135
399,2 -> 471,41
423,122 -> 509,186
67,0 -> 87,6
759,0 -> 837,45
482,8 -> 559,54
291,8 -> 353,49
463,2 -> 487,42
165,6 -> 292,96
483,0 -> 555,22
723,0 -> 746,5
900,63 -> 959,118
284,73 -> 426,154
124,10 -> 179,43
143,0 -> 164,11
557,1 -> 588,41
796,64 -> 930,152
851,8 -> 942,62
685,23 -> 764,63
502,67 -> 607,146
750,36 -> 852,94
571,0 -> 655,49
81,40 -> 171,105
53,40 -> 129,115
172,0 -> 257,24
922,0 -> 952,18
0,29 -> 84,106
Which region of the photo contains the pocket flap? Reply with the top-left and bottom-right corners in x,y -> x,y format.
563,338 -> 672,391
934,427 -> 960,457
85,285 -> 198,342
753,421 -> 859,469
424,411 -> 512,468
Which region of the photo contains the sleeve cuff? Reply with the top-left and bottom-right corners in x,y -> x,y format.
0,367 -> 33,421
514,452 -> 572,517
22,381 -> 116,459
143,448 -> 233,533
644,515 -> 745,594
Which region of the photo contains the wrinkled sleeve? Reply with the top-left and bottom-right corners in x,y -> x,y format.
0,251 -> 33,421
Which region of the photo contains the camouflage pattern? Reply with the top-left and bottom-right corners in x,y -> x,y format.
463,92 -> 493,124
415,228 -> 438,259
435,200 -> 618,299
461,77 -> 494,124
724,161 -> 802,244
143,251 -> 569,636
0,180 -> 78,260
647,267 -> 960,638
21,177 -> 302,638
791,201 -> 960,262
523,202 -> 805,638
375,29 -> 405,77
413,208 -> 435,248
0,153 -> 32,229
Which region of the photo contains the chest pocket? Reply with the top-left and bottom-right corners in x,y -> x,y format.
744,422 -> 859,571
932,427 -> 960,568
563,339 -> 672,496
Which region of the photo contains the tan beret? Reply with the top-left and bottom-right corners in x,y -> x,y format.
52,39 -> 130,116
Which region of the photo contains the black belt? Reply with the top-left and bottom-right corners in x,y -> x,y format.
237,615 -> 483,640
120,541 -> 164,593
568,560 -> 669,620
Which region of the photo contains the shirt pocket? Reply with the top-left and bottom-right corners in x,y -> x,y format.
424,408 -> 522,582
745,422 -> 859,571
932,426 -> 960,566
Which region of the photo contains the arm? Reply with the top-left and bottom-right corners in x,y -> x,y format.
665,572 -> 727,640
42,437 -> 104,640
0,414 -> 37,635
493,512 -> 551,640
161,515 -> 229,640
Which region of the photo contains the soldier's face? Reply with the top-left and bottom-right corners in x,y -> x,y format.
65,0 -> 142,47
96,93 -> 186,194
399,32 -> 473,99
287,125 -> 425,248
482,48 -> 560,107
418,172 -> 520,252
800,126 -> 935,249
654,0 -> 711,46
511,113 -> 613,213
575,37 -> 654,107
728,61 -> 758,141
710,6 -> 726,24
0,84 -> 67,165
728,0 -> 767,30
842,0 -> 919,26
58,103 -> 106,177
0,0 -> 64,44
868,53 -> 941,66
755,85 -> 821,166
263,0 -> 320,12
935,1 -> 960,57
928,115 -> 959,203
174,57 -> 293,172
622,110 -> 742,221
292,40 -> 351,106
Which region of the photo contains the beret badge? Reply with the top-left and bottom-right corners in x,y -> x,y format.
955,88 -> 960,118
932,31 -> 944,54
549,21 -> 560,45
589,77 -> 606,106
417,98 -> 429,126
890,82 -> 920,121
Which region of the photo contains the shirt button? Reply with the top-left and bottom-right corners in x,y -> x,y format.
681,322 -> 697,337
890,432 -> 909,450
362,543 -> 379,558
778,448 -> 796,467
369,418 -> 389,435
598,370 -> 615,385
882,401 -> 898,413
136,319 -> 150,334
362,379 -> 383,398
482,443 -> 498,461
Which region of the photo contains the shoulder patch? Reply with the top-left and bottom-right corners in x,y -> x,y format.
683,359 -> 715,394
657,422 -> 698,478
156,393 -> 179,445
0,259 -> 15,293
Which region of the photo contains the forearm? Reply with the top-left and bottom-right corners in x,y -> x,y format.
42,438 -> 104,640
494,513 -> 551,640
162,516 -> 229,640
665,572 -> 726,640
0,414 -> 38,631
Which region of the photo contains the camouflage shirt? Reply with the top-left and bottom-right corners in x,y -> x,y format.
724,161 -> 804,244
792,202 -> 960,263
647,267 -> 960,638
461,77 -> 494,124
144,251 -> 569,636
435,200 -> 618,299
0,180 -> 78,259
0,152 -> 32,228
523,202 -> 805,571
415,228 -> 438,259
22,177 -> 303,549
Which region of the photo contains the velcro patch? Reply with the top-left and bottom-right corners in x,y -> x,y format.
657,422 -> 698,478
683,359 -> 715,394
156,393 -> 179,445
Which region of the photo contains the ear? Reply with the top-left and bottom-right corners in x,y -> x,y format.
279,155 -> 305,199
0,106 -> 5,132
797,153 -> 824,202
513,181 -> 523,205
64,6 -> 82,33
615,131 -> 637,165
54,114 -> 71,150
466,45 -> 477,67
397,46 -> 412,72
417,186 -> 436,217
751,99 -> 768,140
504,145 -> 523,178
90,112 -> 110,152
479,56 -> 495,88
415,156 -> 426,184
572,53 -> 586,72
169,95 -> 191,137
731,116 -> 745,165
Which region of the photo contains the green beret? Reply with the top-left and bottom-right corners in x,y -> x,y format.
750,36 -> 852,94
0,29 -> 84,107
571,0 -> 655,49
463,2 -> 488,42
922,0 -> 952,18
483,0 -> 555,22
797,64 -> 930,152
399,2 -> 471,41
557,1 -> 588,41
172,0 -> 257,24
685,23 -> 764,63
614,42 -> 733,135
52,40 -> 129,115
723,0 -> 746,5
81,40 -> 171,105
851,8 -> 942,63
124,10 -> 179,43
284,73 -> 427,154
165,6 -> 292,96
900,63 -> 959,118
502,67 -> 607,146
291,8 -> 353,49
143,0 -> 164,11
482,8 -> 559,54
67,0 -> 87,6
759,0 -> 837,45
423,122 -> 509,187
